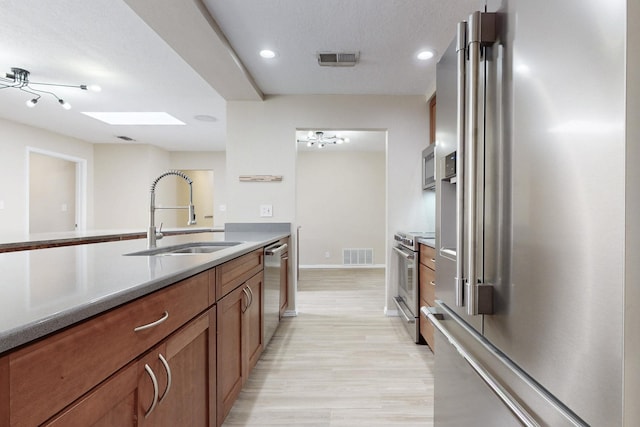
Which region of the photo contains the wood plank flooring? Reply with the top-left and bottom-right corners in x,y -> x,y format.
222,268 -> 435,426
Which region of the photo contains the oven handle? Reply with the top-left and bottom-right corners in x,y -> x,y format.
393,296 -> 415,324
392,246 -> 415,260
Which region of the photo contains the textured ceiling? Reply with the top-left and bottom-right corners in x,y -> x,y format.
0,0 -> 481,151
203,0 -> 480,95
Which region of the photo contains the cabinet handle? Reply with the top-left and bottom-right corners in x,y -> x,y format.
134,311 -> 169,332
246,285 -> 254,307
143,364 -> 159,418
242,288 -> 250,313
430,258 -> 436,263
430,281 -> 436,286
158,353 -> 172,404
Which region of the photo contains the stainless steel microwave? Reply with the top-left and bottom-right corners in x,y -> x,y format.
422,144 -> 435,190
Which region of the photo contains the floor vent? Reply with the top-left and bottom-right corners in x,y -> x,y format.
342,248 -> 373,265
317,51 -> 359,66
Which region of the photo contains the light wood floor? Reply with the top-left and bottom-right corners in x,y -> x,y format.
222,268 -> 435,426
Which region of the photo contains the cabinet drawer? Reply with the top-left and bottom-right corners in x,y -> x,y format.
419,244 -> 436,270
419,263 -> 436,307
9,271 -> 209,427
216,249 -> 264,299
419,309 -> 435,351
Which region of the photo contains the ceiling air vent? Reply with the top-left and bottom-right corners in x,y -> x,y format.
116,135 -> 135,141
317,51 -> 359,67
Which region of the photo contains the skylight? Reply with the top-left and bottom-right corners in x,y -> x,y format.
81,112 -> 185,125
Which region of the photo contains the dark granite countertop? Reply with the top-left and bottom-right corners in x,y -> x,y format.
0,224 -> 289,355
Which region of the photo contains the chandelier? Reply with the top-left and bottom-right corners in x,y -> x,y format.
0,67 -> 101,110
297,131 -> 350,149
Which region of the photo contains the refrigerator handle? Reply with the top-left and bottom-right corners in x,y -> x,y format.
466,11 -> 498,316
466,11 -> 481,316
455,20 -> 467,308
423,302 -> 588,427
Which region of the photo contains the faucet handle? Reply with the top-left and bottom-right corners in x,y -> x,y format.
156,222 -> 164,240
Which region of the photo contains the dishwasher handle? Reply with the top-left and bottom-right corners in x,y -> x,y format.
265,243 -> 288,256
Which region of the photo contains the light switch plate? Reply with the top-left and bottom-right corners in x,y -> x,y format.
260,204 -> 273,217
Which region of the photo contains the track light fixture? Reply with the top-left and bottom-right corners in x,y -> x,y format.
0,67 -> 101,110
297,131 -> 350,149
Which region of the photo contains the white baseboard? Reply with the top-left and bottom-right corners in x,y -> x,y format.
384,307 -> 398,317
299,264 -> 386,269
282,309 -> 298,317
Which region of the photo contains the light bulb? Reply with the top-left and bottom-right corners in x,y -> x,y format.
59,99 -> 71,110
26,98 -> 38,108
337,138 -> 344,144
259,49 -> 277,59
417,50 -> 435,60
88,84 -> 101,92
307,141 -> 312,147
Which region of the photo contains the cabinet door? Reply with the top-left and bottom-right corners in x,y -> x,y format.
216,284 -> 246,425
279,249 -> 289,318
44,363 -> 138,427
245,272 -> 264,374
139,309 -> 215,427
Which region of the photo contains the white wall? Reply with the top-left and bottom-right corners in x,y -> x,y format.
226,95 -> 434,313
297,150 -> 385,267
93,144 -> 175,229
0,118 -> 94,238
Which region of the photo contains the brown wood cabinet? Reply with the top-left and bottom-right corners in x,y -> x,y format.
216,271 -> 263,425
8,271 -> 209,427
429,94 -> 436,145
1,242 -> 278,427
45,308 -> 216,427
419,243 -> 436,351
137,309 -> 215,427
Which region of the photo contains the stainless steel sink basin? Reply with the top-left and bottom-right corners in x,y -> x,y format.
125,241 -> 243,256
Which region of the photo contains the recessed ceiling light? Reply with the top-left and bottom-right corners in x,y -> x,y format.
81,112 -> 185,125
260,49 -> 277,59
417,50 -> 435,60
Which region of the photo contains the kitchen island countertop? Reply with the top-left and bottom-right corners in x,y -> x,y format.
0,229 -> 288,355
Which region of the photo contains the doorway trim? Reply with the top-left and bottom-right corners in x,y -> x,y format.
26,147 -> 88,232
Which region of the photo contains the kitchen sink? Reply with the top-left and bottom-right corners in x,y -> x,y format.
125,241 -> 243,256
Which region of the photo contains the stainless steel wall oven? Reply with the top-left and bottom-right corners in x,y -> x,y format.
392,231 -> 434,343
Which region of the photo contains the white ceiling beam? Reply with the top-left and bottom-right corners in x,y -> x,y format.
123,0 -> 264,101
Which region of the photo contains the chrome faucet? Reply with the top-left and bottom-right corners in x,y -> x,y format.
148,170 -> 197,248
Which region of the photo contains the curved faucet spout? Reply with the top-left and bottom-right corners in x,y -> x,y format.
148,170 -> 197,248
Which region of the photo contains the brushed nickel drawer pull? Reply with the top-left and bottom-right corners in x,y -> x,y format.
134,311 -> 169,332
158,353 -> 172,404
246,285 -> 254,307
144,364 -> 159,418
242,288 -> 250,313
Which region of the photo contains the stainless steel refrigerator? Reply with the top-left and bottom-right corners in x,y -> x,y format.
425,0 -> 640,425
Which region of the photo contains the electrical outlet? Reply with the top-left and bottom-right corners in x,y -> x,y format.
260,204 -> 273,217
325,251 -> 331,258
219,204 -> 227,212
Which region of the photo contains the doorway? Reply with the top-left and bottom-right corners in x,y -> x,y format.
28,149 -> 86,233
295,129 -> 387,269
175,169 -> 214,228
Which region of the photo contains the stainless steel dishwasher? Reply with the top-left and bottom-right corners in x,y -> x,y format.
263,242 -> 288,345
